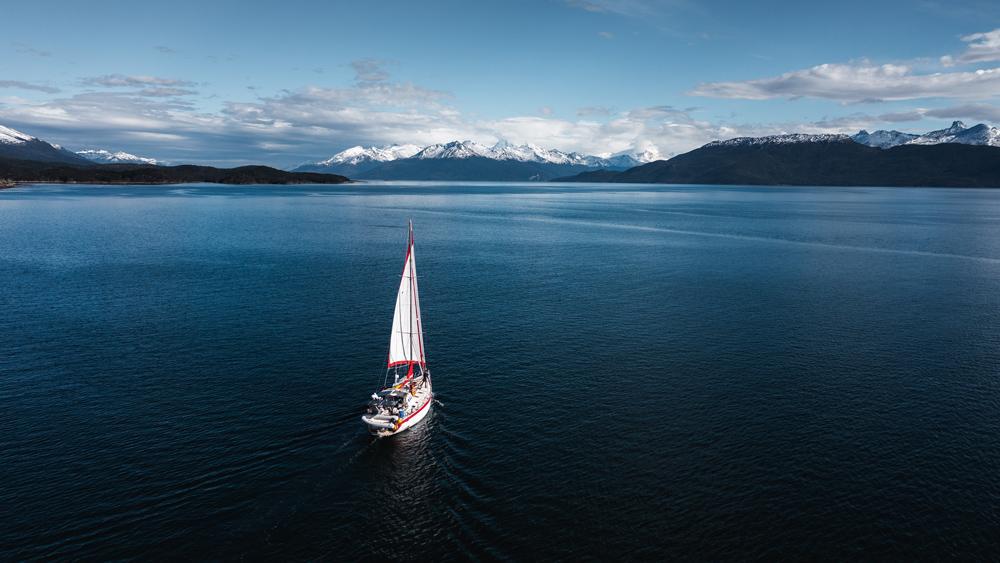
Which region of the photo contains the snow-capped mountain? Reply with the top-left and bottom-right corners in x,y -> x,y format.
907,121 -> 970,145
295,144 -> 420,175
705,123 -> 1000,151
294,140 -> 656,179
488,140 -> 582,164
76,149 -> 159,165
413,140 -> 495,160
850,129 -> 918,149
850,122 -> 999,149
0,123 -> 93,165
410,140 -> 652,167
706,133 -> 851,148
316,144 -> 421,166
609,146 -> 661,167
0,124 -> 36,145
906,121 -> 1000,147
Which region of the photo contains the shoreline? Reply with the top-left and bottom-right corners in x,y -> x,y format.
0,179 -> 358,189
0,179 -> 1000,190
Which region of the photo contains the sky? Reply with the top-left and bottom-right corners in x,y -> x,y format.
1,0 -> 1000,166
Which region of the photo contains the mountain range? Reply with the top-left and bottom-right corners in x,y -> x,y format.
851,121 -> 999,149
1,125 -> 93,165
75,149 -> 159,165
293,140 -> 658,180
0,124 -> 347,186
559,120 -> 1000,187
1,125 -> 164,167
560,133 -> 1000,187
4,120 -> 1000,187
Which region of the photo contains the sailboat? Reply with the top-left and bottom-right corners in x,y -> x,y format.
362,220 -> 433,436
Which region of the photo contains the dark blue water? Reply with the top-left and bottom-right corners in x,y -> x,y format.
2,182 -> 1000,560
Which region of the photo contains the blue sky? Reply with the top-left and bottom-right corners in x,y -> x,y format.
1,0 -> 999,166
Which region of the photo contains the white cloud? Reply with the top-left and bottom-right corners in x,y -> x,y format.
350,58 -> 392,83
136,87 -> 197,97
690,62 -> 1000,102
0,80 -> 59,94
481,105 -> 778,158
577,105 -> 613,116
564,0 -> 689,18
82,74 -> 195,88
566,0 -> 651,16
942,28 -> 1000,66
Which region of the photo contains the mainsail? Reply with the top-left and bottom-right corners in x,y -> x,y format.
387,221 -> 425,380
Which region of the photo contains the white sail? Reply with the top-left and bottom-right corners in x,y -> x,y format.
387,224 -> 425,370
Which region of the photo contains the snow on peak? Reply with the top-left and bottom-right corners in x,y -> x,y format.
607,145 -> 662,166
728,121 -> 1000,150
76,149 -> 159,165
632,148 -> 662,162
410,140 -> 644,167
906,121 -> 999,146
851,129 -> 918,149
706,133 -> 851,147
490,141 -> 577,164
0,124 -> 36,145
414,140 -> 495,160
304,140 -> 664,170
317,144 -> 421,166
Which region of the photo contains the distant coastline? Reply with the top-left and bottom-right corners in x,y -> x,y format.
0,159 -> 350,187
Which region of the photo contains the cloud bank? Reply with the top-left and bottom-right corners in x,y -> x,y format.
690,62 -> 1000,102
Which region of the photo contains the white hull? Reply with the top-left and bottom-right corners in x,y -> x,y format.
362,385 -> 433,437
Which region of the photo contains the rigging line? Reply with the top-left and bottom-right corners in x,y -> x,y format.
412,221 -> 428,378
413,233 -> 427,372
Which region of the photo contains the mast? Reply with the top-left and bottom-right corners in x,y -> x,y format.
386,220 -> 426,386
